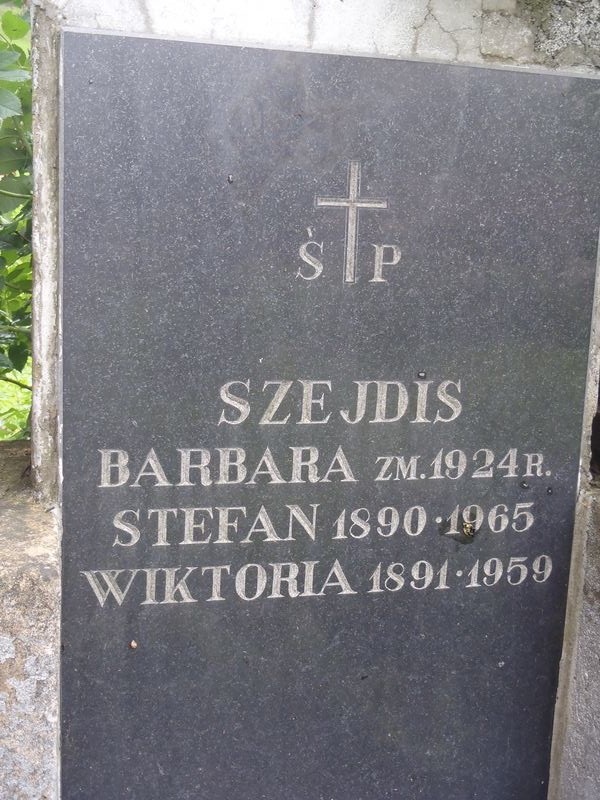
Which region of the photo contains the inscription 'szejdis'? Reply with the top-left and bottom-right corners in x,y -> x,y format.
61,33 -> 600,800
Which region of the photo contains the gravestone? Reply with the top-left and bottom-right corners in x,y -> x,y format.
60,30 -> 600,800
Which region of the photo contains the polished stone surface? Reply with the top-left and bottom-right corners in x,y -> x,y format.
61,31 -> 600,800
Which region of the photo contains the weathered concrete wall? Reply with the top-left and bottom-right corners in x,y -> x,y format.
0,442 -> 59,800
6,0 -> 596,797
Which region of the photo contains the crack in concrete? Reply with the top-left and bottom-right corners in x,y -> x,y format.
137,0 -> 154,33
307,0 -> 318,48
430,9 -> 461,53
412,0 -> 433,54
29,0 -> 68,23
413,2 -> 461,59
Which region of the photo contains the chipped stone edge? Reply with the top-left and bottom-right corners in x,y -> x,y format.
59,23 -> 600,79
31,5 -> 60,505
30,6 -> 62,799
547,230 -> 600,800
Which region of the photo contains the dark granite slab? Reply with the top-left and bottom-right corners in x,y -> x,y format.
60,31 -> 600,800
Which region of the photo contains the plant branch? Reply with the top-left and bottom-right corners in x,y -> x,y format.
15,120 -> 31,158
3,280 -> 28,291
0,322 -> 30,332
0,187 -> 29,199
1,373 -> 30,390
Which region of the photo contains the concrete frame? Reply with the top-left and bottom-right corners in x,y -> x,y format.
1,1 -> 598,797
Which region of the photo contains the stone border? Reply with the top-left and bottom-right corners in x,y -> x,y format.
31,7 -> 60,505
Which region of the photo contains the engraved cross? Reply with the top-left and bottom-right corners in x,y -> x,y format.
316,161 -> 388,283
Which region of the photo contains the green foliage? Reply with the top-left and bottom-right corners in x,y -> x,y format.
0,357 -> 30,438
0,5 -> 31,441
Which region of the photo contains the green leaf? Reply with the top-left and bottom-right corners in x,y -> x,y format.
0,334 -> 16,348
5,297 -> 30,316
5,277 -> 30,293
0,358 -> 31,439
0,234 -> 24,249
0,52 -> 20,68
2,249 -> 19,266
6,278 -> 31,293
1,12 -> 28,42
0,145 -> 27,172
6,254 -> 30,276
8,341 -> 26,370
0,87 -> 21,121
0,69 -> 28,82
0,173 -> 30,213
0,20 -> 30,439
